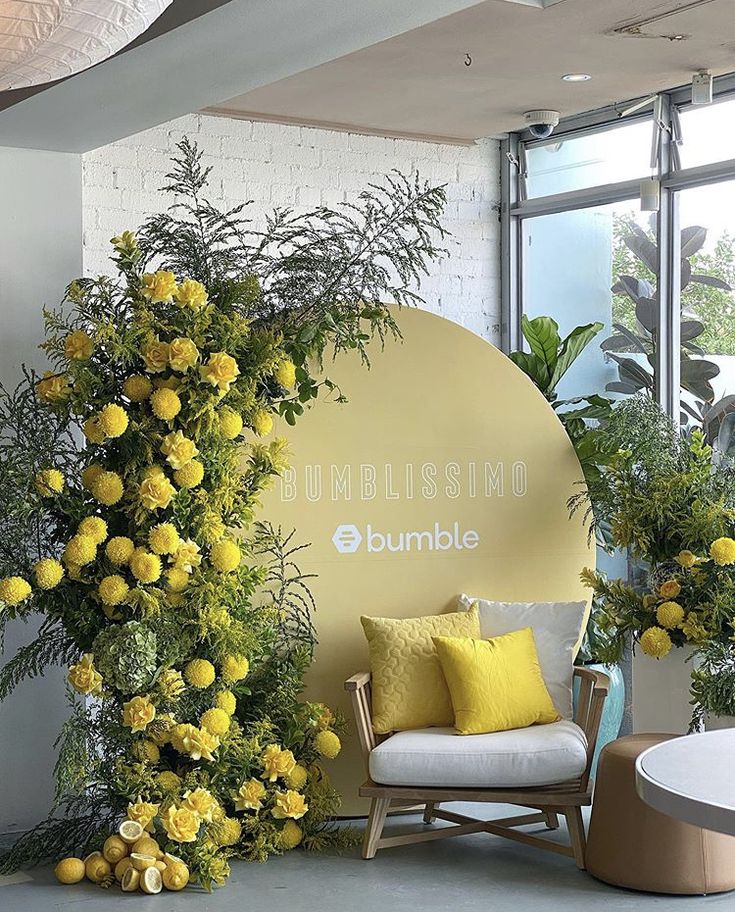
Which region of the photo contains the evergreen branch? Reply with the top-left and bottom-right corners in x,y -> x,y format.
0,622 -> 75,701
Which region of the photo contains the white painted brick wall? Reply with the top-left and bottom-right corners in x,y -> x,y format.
82,113 -> 501,341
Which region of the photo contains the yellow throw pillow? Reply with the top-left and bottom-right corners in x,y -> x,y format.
361,606 -> 481,733
433,627 -> 560,735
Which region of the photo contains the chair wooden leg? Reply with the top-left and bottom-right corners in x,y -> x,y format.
564,806 -> 586,870
543,810 -> 559,830
363,797 -> 391,859
423,801 -> 439,824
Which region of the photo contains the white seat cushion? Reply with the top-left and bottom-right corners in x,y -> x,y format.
369,720 -> 588,788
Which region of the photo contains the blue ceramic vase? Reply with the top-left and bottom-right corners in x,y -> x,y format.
573,662 -> 625,775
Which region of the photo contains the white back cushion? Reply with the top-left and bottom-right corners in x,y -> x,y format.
457,594 -> 587,719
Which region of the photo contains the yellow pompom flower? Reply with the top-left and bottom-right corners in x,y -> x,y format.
201,707 -> 231,736
175,278 -> 208,310
131,740 -> 161,764
252,408 -> 273,437
98,575 -> 130,606
83,415 -> 106,444
129,548 -> 162,584
68,654 -> 103,695
271,790 -> 308,820
141,270 -> 178,303
280,819 -> 303,849
174,459 -> 204,489
160,430 -> 198,469
168,337 -> 200,373
210,539 -> 241,573
676,550 -> 698,569
162,804 -> 200,843
92,471 -> 124,506
200,510 -> 226,544
127,798 -> 160,832
656,601 -> 685,629
219,408 -> 244,440
97,403 -> 129,438
64,329 -> 94,361
274,359 -> 297,389
150,387 -> 181,422
148,523 -> 180,555
142,338 -> 171,374
36,371 -> 70,403
285,764 -> 308,791
122,695 -> 156,732
156,771 -> 182,794
165,567 -> 190,592
182,788 -> 218,822
78,516 -> 108,545
233,778 -> 266,812
106,536 -> 135,565
659,579 -> 681,600
139,467 -> 175,511
710,537 -> 735,566
215,690 -> 237,715
63,534 -> 97,567
81,463 -> 104,491
640,626 -> 673,659
34,559 -> 64,590
0,576 -> 31,606
123,374 -> 153,402
199,351 -> 240,393
314,730 -> 341,759
221,654 -> 249,683
213,817 -> 241,847
184,658 -> 216,689
35,468 -> 64,496
261,744 -> 296,782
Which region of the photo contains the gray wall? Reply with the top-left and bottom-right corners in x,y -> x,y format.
0,146 -> 82,836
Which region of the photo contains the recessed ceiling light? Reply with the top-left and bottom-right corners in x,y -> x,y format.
562,73 -> 592,82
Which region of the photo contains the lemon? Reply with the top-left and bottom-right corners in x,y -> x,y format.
162,859 -> 189,891
130,852 -> 157,871
140,866 -> 163,895
84,851 -> 112,883
114,857 -> 133,882
54,857 -> 85,884
131,836 -> 161,858
102,834 -> 129,863
118,819 -> 145,844
121,866 -> 141,892
154,859 -> 167,872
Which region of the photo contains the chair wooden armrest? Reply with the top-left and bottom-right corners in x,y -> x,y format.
573,666 -> 610,788
344,671 -> 376,772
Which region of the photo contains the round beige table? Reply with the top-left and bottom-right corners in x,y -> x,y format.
635,729 -> 735,836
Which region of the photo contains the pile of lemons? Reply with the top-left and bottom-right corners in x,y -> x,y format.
54,819 -> 190,894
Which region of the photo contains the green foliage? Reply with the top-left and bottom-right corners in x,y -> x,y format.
690,641 -> 735,730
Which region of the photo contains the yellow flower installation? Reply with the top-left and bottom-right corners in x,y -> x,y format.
182,788 -> 218,822
127,798 -> 160,833
138,467 -> 175,511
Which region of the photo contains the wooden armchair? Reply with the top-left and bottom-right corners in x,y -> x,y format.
345,666 -> 609,867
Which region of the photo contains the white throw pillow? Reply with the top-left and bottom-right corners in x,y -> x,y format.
457,594 -> 587,719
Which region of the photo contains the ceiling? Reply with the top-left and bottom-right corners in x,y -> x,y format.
209,0 -> 735,142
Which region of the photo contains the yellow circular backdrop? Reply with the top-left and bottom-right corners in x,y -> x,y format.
262,307 -> 594,814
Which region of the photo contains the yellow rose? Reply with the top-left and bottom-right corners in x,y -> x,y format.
233,778 -> 266,812
178,725 -> 220,762
199,352 -> 240,393
261,744 -> 296,782
181,788 -> 218,822
160,431 -> 198,470
271,790 -> 308,820
169,338 -> 200,372
141,270 -> 178,303
68,654 -> 103,695
175,278 -> 208,310
122,695 -> 156,732
36,371 -> 70,403
659,579 -> 681,600
127,798 -> 160,833
162,805 -> 200,843
174,539 -> 202,573
139,467 -> 176,511
142,338 -> 171,374
64,329 -> 94,361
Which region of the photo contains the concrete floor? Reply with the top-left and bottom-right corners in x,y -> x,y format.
2,805 -> 735,912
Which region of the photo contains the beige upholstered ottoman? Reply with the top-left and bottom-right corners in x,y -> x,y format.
586,733 -> 735,894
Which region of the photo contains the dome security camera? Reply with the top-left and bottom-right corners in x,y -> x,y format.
523,110 -> 561,139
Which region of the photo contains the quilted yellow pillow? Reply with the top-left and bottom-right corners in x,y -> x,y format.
361,606 -> 480,733
433,627 -> 560,735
